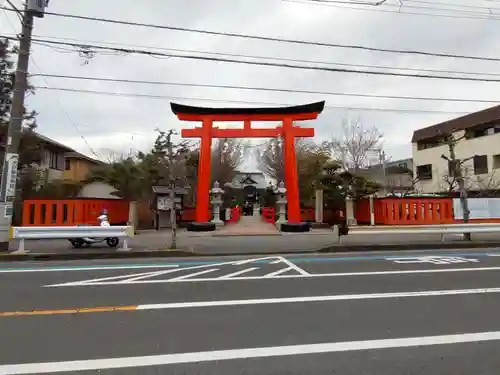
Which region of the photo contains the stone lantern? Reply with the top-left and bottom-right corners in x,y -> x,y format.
274,181 -> 287,228
210,181 -> 225,227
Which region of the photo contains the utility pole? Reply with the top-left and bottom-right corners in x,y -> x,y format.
379,149 -> 388,196
166,130 -> 177,249
442,133 -> 471,241
0,1 -> 48,251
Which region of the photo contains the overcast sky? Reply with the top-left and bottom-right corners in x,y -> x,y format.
2,0 -> 500,169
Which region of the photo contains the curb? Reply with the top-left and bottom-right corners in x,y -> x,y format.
1,241 -> 500,261
0,249 -> 198,262
315,242 -> 500,253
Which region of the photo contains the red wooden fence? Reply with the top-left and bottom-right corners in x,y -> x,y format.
22,199 -> 130,227
357,197 -> 457,225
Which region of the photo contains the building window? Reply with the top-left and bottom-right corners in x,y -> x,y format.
65,159 -> 71,171
416,164 -> 432,180
417,138 -> 443,150
474,128 -> 487,138
473,155 -> 488,175
49,151 -> 59,169
493,154 -> 500,169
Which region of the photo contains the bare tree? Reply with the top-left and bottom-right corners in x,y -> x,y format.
257,138 -> 325,183
257,138 -> 285,183
211,138 -> 243,186
440,160 -> 474,195
474,169 -> 500,195
384,165 -> 419,197
327,115 -> 383,171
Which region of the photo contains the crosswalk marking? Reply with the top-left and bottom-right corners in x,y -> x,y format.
45,256 -> 309,286
169,269 -> 219,281
47,266 -> 500,287
264,267 -> 294,278
217,267 -> 259,279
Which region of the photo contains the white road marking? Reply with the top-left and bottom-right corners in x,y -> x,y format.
281,257 -> 310,275
269,259 -> 283,264
168,268 -> 219,281
233,256 -> 284,265
135,287 -> 500,310
3,331 -> 500,373
0,264 -> 179,273
45,256 -> 297,286
388,256 -> 479,265
47,265 -> 500,287
46,258 -> 271,286
488,253 -> 500,257
116,270 -> 178,283
60,270 -> 174,285
217,267 -> 259,279
263,267 -> 294,277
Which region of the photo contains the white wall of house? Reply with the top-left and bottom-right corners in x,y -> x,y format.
78,181 -> 120,199
413,130 -> 500,193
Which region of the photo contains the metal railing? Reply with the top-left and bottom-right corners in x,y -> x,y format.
11,225 -> 134,253
333,223 -> 500,244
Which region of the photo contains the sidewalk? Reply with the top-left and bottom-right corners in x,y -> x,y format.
5,225 -> 500,257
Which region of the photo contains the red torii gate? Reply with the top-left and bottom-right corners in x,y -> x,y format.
171,101 -> 325,231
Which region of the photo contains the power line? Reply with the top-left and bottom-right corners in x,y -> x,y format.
30,73 -> 500,104
32,85 -> 473,115
404,0 -> 500,11
30,62 -> 100,160
1,6 -> 100,160
18,33 -> 500,78
4,0 -> 22,23
284,0 -> 500,21
6,36 -> 500,83
2,6 -> 500,62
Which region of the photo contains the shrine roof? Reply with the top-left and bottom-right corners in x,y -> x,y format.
170,101 -> 325,116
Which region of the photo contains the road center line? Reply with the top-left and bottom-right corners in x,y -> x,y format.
2,331 -> 500,373
4,286 -> 500,318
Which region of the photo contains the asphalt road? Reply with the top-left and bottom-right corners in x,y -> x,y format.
1,247 -> 500,374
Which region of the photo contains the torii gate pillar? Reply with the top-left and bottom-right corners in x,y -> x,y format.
171,101 -> 325,232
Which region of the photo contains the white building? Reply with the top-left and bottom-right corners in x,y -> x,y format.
412,105 -> 500,194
